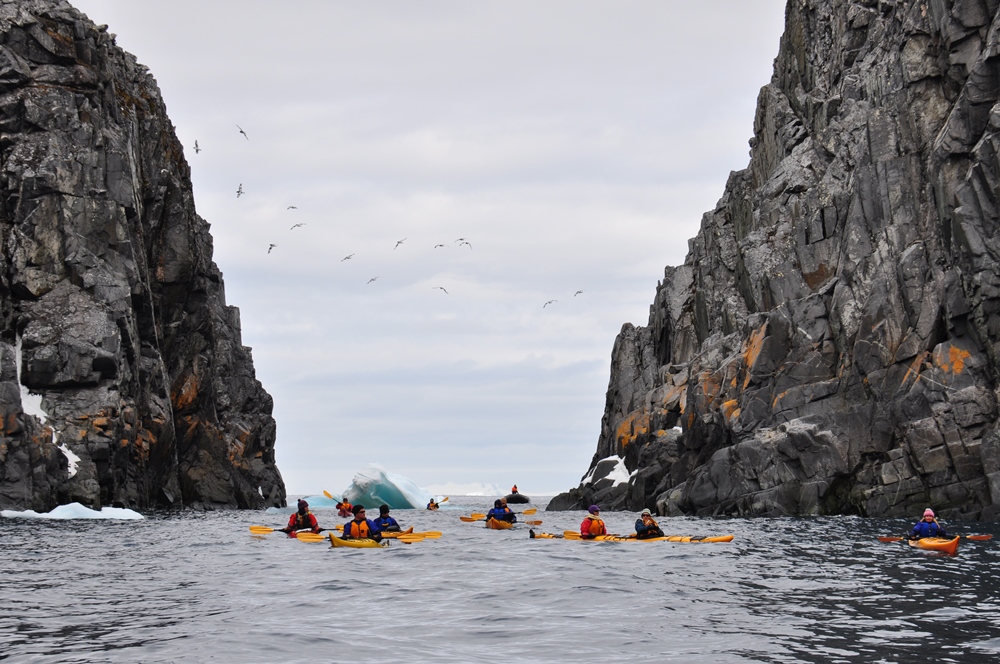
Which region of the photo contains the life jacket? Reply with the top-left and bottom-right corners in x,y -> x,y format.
289,511 -> 316,530
584,515 -> 606,536
427,502 -> 438,510
344,519 -> 372,538
511,485 -> 518,494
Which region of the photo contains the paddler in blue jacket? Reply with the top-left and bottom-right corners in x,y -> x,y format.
910,508 -> 948,539
634,508 -> 665,539
485,499 -> 516,524
374,504 -> 401,532
342,504 -> 382,541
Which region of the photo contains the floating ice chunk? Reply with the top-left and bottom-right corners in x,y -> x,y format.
1,502 -> 144,520
343,464 -> 432,509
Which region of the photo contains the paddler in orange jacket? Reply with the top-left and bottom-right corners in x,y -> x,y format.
282,499 -> 321,536
336,499 -> 353,518
342,504 -> 382,541
580,505 -> 607,538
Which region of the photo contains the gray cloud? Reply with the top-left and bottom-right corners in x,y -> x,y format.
72,0 -> 786,494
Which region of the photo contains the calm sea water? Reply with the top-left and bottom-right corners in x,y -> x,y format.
1,496 -> 998,663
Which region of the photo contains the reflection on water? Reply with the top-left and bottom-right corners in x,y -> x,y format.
1,500 -> 997,663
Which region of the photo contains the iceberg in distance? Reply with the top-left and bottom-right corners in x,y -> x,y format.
1,502 -> 144,520
343,464 -> 433,510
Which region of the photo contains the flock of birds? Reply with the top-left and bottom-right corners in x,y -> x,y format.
195,125 -> 585,308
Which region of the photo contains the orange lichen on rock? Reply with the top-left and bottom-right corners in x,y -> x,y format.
172,372 -> 199,410
721,399 -> 740,421
615,410 -> 650,450
743,322 -> 768,388
934,345 -> 971,375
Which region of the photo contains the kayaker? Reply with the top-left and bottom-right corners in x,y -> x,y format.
634,508 -> 664,540
336,499 -> 353,518
486,499 -> 516,524
580,505 -> 607,539
427,499 -> 439,511
282,499 -> 321,535
910,508 -> 948,539
374,504 -> 401,532
342,504 -> 382,541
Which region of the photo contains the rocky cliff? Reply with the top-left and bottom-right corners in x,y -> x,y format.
0,0 -> 286,510
551,0 -> 1000,521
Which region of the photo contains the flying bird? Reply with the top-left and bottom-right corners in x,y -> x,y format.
454,237 -> 466,243
574,290 -> 584,296
394,238 -> 407,250
543,299 -> 557,308
237,124 -> 249,140
267,244 -> 277,254
290,223 -> 306,230
287,205 -> 298,210
433,286 -> 449,294
433,244 -> 445,249
341,254 -> 354,261
193,140 -> 201,154
367,276 -> 379,284
458,241 -> 472,249
236,183 -> 244,198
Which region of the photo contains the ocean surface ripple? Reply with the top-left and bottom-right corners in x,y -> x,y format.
2,497 -> 998,663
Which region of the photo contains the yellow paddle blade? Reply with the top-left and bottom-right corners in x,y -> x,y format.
563,530 -> 582,539
415,531 -> 442,538
323,490 -> 334,499
396,534 -> 425,542
441,496 -> 449,503
295,533 -> 326,543
249,525 -> 277,533
524,519 -> 542,526
460,516 -> 483,522
470,513 -> 486,519
522,508 -> 538,515
334,524 -> 344,531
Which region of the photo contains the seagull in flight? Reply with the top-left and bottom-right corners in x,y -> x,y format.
454,237 -> 466,243
367,276 -> 379,284
290,223 -> 306,230
458,241 -> 472,249
287,205 -> 298,210
341,254 -> 354,261
193,140 -> 201,154
433,286 -> 449,294
574,290 -> 584,297
394,238 -> 407,250
543,299 -> 557,308
433,244 -> 445,249
236,183 -> 244,198
267,244 -> 277,254
237,124 -> 249,140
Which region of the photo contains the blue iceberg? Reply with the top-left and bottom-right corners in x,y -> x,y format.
343,464 -> 433,510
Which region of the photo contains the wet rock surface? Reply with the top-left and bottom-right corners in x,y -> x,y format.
553,0 -> 1000,521
0,0 -> 285,510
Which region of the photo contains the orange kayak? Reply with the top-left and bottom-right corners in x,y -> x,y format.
485,518 -> 514,530
908,536 -> 959,555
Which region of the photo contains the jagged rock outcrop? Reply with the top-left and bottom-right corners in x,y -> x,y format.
0,0 -> 286,510
552,0 -> 1000,521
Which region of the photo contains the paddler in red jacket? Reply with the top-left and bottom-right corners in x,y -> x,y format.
342,504 -> 382,541
336,499 -> 353,518
282,499 -> 321,536
580,505 -> 607,538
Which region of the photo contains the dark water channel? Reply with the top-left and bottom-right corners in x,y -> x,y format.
1,497 -> 998,663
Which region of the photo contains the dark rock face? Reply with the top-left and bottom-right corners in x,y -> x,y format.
0,0 -> 285,510
552,0 -> 1000,521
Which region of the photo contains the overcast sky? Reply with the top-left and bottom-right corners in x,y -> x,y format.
69,1 -> 787,496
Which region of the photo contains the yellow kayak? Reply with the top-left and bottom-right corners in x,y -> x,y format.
329,534 -> 385,548
908,536 -> 959,555
486,518 -> 514,530
662,534 -> 734,543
